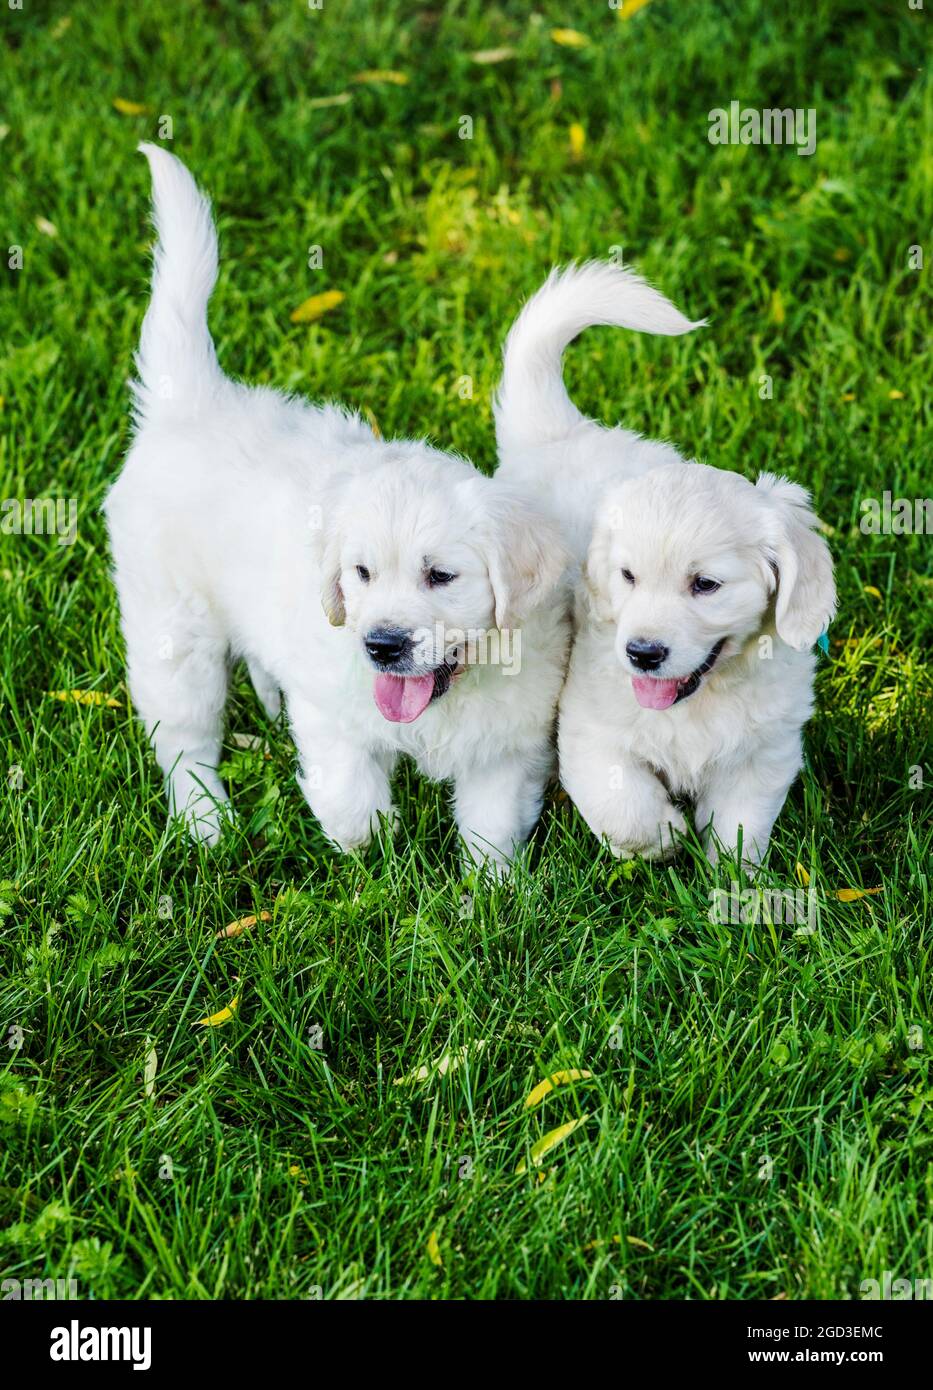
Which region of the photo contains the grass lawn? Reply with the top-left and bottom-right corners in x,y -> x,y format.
1,0 -> 931,1300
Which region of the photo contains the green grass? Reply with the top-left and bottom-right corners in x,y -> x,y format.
1,0 -> 932,1300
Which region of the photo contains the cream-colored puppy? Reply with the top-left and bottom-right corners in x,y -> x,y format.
495,263 -> 835,864
105,147 -> 570,872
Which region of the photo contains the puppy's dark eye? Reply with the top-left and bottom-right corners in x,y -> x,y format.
691,575 -> 721,596
356,565 -> 370,583
621,568 -> 636,585
427,568 -> 457,587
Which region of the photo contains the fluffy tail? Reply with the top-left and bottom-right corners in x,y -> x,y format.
495,260 -> 704,451
131,143 -> 223,423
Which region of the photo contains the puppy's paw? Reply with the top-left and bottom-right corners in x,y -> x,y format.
461,843 -> 515,883
175,795 -> 233,847
169,773 -> 232,848
323,803 -> 399,854
607,803 -> 687,861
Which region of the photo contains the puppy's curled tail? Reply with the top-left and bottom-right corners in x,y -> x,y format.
494,260 -> 704,452
132,143 -> 223,424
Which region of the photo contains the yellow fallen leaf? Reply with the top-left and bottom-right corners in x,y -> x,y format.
836,887 -> 882,902
35,217 -> 58,238
863,586 -> 882,599
216,910 -> 271,941
584,1235 -> 620,1251
195,994 -> 239,1027
888,389 -> 904,399
795,862 -> 811,888
290,290 -> 345,324
230,732 -> 269,753
584,1234 -> 653,1253
288,1163 -> 309,1186
307,92 -> 353,109
427,1230 -> 442,1267
143,1037 -> 157,1099
618,0 -> 654,17
352,70 -> 409,85
770,289 -> 786,324
470,48 -> 516,64
113,98 -> 152,116
48,689 -> 122,708
524,1069 -> 593,1109
841,392 -> 856,402
394,1041 -> 487,1085
516,1115 -> 588,1173
551,28 -> 590,47
569,123 -> 586,160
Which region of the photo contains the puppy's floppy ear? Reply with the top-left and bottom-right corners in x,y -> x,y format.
317,532 -> 346,627
308,475 -> 349,627
757,472 -> 836,651
481,485 -> 569,630
582,490 -> 623,621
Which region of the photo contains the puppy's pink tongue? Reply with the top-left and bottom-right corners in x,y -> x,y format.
631,676 -> 680,710
373,673 -> 435,723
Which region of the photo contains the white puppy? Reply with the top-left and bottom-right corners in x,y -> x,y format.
495,263 -> 835,865
105,146 -> 570,871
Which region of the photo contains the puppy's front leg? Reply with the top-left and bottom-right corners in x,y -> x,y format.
453,750 -> 550,877
560,724 -> 686,860
696,749 -> 801,869
289,697 -> 397,852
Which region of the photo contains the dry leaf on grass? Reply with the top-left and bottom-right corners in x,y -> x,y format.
290,290 -> 345,324
113,98 -> 151,116
469,48 -> 516,64
216,911 -> 271,941
524,1069 -> 593,1109
308,92 -> 353,109
550,29 -> 590,47
195,994 -> 239,1027
49,690 -> 122,708
142,1038 -> 157,1099
393,1041 -> 487,1085
352,70 -> 409,86
516,1115 -> 588,1173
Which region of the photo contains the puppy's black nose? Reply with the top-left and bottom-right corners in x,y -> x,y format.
626,639 -> 669,671
365,628 -> 411,667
